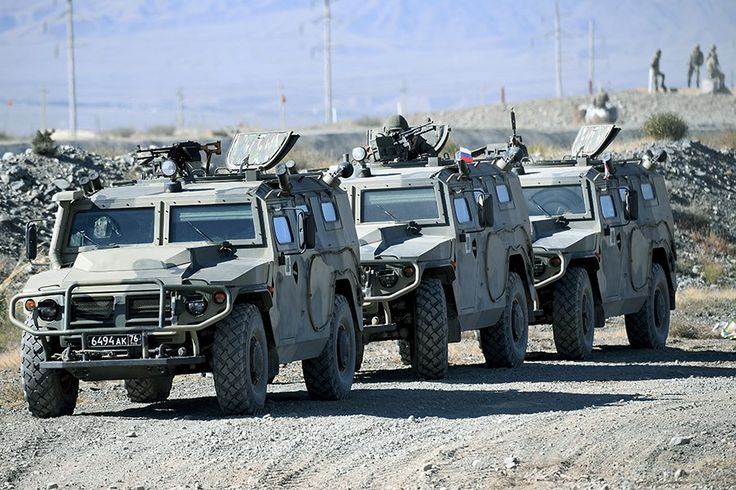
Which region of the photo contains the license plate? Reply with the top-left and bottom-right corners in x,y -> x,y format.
87,333 -> 142,349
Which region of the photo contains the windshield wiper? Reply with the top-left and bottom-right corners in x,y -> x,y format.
375,203 -> 400,222
187,221 -> 215,242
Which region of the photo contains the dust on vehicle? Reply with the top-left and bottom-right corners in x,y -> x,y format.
10,132 -> 362,417
517,123 -> 677,358
342,117 -> 536,379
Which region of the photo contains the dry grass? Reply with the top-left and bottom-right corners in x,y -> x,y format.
669,287 -> 735,339
691,230 -> 736,255
700,131 -> 736,150
286,146 -> 335,170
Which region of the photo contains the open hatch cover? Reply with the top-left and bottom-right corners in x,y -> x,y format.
225,131 -> 300,172
570,124 -> 620,159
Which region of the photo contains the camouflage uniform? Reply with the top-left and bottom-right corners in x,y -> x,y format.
592,89 -> 609,108
706,45 -> 725,89
687,44 -> 704,88
384,114 -> 437,159
651,49 -> 666,92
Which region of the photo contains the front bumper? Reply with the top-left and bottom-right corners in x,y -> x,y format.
41,356 -> 207,381
361,260 -> 421,303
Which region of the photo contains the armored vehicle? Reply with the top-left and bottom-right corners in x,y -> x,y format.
10,132 -> 362,417
517,124 -> 677,359
343,118 -> 536,379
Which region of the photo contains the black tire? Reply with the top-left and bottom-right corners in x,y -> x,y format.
625,263 -> 670,349
302,295 -> 356,400
479,271 -> 529,368
412,278 -> 448,380
212,303 -> 268,415
20,333 -> 78,418
397,339 -> 412,366
355,332 -> 365,372
124,376 -> 173,403
552,267 -> 595,360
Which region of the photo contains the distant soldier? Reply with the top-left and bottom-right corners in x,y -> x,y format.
383,114 -> 436,159
706,45 -> 726,89
650,49 -> 667,92
687,44 -> 704,88
592,88 -> 609,109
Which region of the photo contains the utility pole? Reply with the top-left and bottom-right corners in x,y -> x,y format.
278,82 -> 286,129
398,80 -> 407,115
322,0 -> 333,124
176,88 -> 184,130
66,0 -> 77,138
554,0 -> 563,98
588,20 -> 594,95
40,85 -> 47,130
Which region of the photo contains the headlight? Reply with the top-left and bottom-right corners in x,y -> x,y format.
377,270 -> 399,289
37,299 -> 60,321
161,159 -> 178,177
351,146 -> 367,162
401,265 -> 415,278
185,294 -> 208,316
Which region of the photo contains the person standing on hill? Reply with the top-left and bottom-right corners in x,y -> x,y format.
688,44 -> 704,88
651,49 -> 667,92
706,45 -> 726,90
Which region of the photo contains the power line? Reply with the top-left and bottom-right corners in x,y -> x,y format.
322,0 -> 333,124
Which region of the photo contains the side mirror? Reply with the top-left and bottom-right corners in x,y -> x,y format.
624,190 -> 639,221
478,193 -> 494,228
25,222 -> 38,261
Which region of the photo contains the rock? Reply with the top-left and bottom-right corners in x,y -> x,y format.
471,459 -> 482,468
46,484 -> 58,490
10,180 -> 26,192
2,152 -> 13,161
408,415 -> 415,422
504,456 -> 519,469
125,431 -> 138,438
674,468 -> 687,478
670,436 -> 691,446
423,463 -> 435,473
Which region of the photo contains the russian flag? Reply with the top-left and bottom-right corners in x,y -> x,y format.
459,147 -> 473,163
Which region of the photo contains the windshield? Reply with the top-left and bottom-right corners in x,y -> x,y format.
361,187 -> 441,223
170,203 -> 256,242
67,208 -> 155,248
523,185 -> 588,217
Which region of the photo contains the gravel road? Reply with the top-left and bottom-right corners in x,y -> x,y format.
1,324 -> 735,490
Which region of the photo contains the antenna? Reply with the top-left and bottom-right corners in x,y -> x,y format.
510,107 -> 517,137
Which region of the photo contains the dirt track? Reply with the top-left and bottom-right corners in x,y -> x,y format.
1,325 -> 735,490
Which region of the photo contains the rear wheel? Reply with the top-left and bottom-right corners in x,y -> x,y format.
552,267 -> 595,360
20,333 -> 78,418
625,263 -> 670,348
124,377 -> 173,403
479,272 -> 529,367
303,294 -> 356,400
412,278 -> 448,379
212,303 -> 268,415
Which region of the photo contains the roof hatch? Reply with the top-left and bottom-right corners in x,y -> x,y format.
570,124 -> 620,159
225,131 -> 300,172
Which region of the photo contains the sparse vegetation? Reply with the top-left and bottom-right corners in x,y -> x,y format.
285,146 -> 334,170
702,262 -> 724,284
0,131 -> 10,141
669,288 -> 735,339
701,130 -> 736,150
642,112 -> 689,140
31,129 -> 57,157
147,125 -> 176,137
354,116 -> 382,128
212,128 -> 231,138
106,127 -> 135,138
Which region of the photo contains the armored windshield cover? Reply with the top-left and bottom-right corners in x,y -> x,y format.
226,131 -> 299,171
570,124 -> 620,159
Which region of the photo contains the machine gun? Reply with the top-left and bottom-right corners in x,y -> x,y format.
134,140 -> 222,177
367,119 -> 451,163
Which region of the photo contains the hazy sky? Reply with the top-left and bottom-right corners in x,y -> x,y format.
1,0 -> 734,135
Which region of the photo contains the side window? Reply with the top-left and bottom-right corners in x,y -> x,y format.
641,182 -> 656,201
599,194 -> 617,219
321,201 -> 338,223
454,197 -> 471,224
496,184 -> 511,204
273,216 -> 293,244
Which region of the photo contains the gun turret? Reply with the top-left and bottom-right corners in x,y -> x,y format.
367,119 -> 450,163
134,140 -> 222,177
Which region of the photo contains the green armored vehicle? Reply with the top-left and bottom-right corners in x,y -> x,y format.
517,124 -> 677,359
342,116 -> 536,379
10,132 -> 362,417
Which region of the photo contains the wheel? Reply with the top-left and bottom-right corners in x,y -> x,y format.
211,303 -> 268,415
267,345 -> 280,384
355,332 -> 365,372
479,271 -> 529,367
124,376 -> 173,403
552,267 -> 595,360
625,263 -> 670,348
397,339 -> 412,365
20,333 -> 78,418
412,278 -> 448,379
302,295 -> 357,400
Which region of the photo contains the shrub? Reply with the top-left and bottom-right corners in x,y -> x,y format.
106,127 -> 135,138
642,112 -> 688,140
702,261 -> 723,284
31,129 -> 57,157
147,125 -> 176,137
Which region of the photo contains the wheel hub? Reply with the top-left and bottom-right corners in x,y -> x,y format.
654,289 -> 667,330
249,337 -> 264,385
337,324 -> 350,371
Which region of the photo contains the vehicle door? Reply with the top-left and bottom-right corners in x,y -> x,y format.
270,196 -> 311,343
483,175 -> 516,305
598,189 -> 626,301
450,181 -> 485,314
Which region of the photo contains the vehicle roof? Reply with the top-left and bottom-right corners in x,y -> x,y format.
345,165 -> 443,186
519,165 -> 592,182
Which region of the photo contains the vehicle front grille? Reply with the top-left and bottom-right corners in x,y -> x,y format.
71,296 -> 114,323
127,295 -> 171,320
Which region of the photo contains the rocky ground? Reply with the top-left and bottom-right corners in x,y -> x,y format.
0,323 -> 735,490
